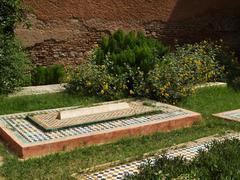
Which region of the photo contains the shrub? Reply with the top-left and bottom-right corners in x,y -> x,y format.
95,29 -> 169,75
0,0 -> 31,94
191,40 -> 240,89
0,36 -> 31,94
127,155 -> 191,180
67,61 -> 135,99
68,35 -> 225,103
31,66 -> 47,85
0,0 -> 29,36
231,76 -> 240,91
31,65 -> 66,86
192,139 -> 240,179
138,42 -> 225,103
47,64 -> 66,84
67,30 -> 169,99
127,139 -> 240,180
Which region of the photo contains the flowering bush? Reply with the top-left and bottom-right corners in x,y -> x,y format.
67,61 -> 130,99
197,40 -> 240,90
140,42 -> 225,103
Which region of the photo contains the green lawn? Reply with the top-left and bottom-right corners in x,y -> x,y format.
0,87 -> 240,179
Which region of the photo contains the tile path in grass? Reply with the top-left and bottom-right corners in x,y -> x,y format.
80,132 -> 240,180
9,84 -> 66,97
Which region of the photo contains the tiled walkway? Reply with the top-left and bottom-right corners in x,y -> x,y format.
81,133 -> 240,180
9,84 -> 66,97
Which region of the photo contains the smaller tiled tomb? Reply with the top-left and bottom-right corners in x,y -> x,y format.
214,109 -> 240,122
0,100 -> 201,159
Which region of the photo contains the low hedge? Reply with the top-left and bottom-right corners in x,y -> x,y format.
127,139 -> 240,180
31,64 -> 66,86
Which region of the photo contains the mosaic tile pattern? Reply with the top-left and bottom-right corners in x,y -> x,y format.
83,133 -> 240,180
224,112 -> 240,119
214,109 -> 240,122
28,101 -> 164,130
0,107 -> 188,144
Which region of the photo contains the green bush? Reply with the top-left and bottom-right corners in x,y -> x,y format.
192,139 -> 240,179
127,139 -> 240,180
0,36 -> 31,94
189,40 -> 240,89
31,66 -> 47,85
0,0 -> 31,94
67,63 -> 127,99
140,42 -> 225,103
231,76 -> 240,91
31,65 -> 66,85
95,29 -> 169,75
47,64 -> 66,84
0,0 -> 29,36
67,29 -> 169,99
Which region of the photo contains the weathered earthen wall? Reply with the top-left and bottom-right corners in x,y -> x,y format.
16,0 -> 240,66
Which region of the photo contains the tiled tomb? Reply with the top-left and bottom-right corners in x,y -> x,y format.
213,109 -> 240,122
0,99 -> 201,159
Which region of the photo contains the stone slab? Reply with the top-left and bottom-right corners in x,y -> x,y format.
58,102 -> 130,120
194,82 -> 226,89
27,100 -> 163,131
0,100 -> 201,159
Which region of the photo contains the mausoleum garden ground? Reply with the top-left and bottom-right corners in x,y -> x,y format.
0,86 -> 239,179
1,1 -> 240,179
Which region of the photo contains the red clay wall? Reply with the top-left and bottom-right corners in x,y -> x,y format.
16,0 -> 240,66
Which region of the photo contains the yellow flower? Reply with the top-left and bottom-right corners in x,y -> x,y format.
129,90 -> 135,95
103,83 -> 109,90
123,84 -> 128,90
100,90 -> 104,94
86,81 -> 92,87
196,60 -> 202,65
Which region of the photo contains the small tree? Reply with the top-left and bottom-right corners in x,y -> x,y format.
0,0 -> 29,37
0,0 -> 31,94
